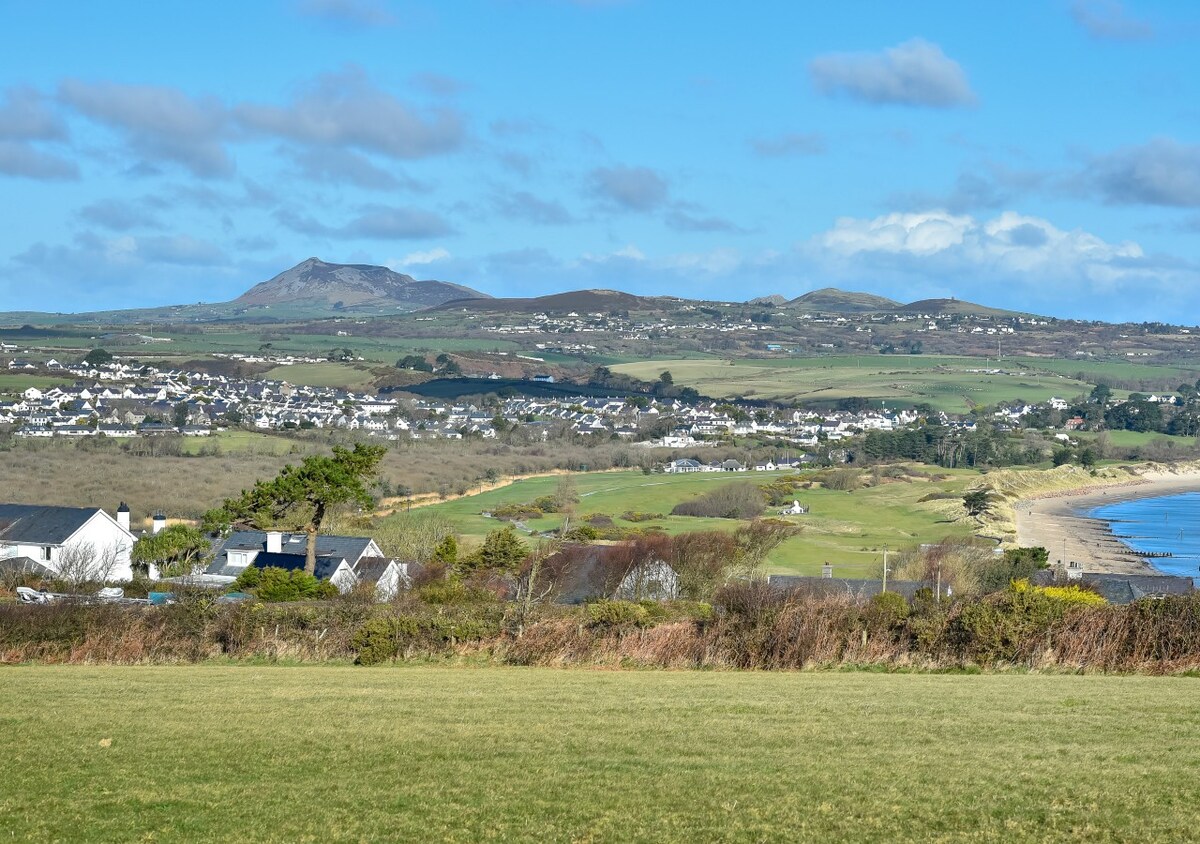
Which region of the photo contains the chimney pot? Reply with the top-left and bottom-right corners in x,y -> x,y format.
116,502 -> 131,532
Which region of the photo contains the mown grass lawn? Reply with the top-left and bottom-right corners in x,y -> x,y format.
1,666 -> 1198,842
410,468 -> 977,577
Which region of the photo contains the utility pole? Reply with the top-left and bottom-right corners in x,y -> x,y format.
881,546 -> 890,593
936,563 -> 942,603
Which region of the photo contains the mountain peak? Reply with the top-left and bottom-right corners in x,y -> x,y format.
235,258 -> 488,310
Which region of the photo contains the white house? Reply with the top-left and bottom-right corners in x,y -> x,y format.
0,503 -> 136,581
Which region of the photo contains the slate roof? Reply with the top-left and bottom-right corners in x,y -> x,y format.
1031,571 -> 1193,605
249,552 -> 348,580
0,504 -> 104,545
0,555 -> 54,578
767,575 -> 926,601
535,544 -> 669,604
205,530 -> 376,578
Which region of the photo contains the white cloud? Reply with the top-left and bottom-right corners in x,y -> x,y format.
392,247 -> 451,267
811,209 -> 1161,293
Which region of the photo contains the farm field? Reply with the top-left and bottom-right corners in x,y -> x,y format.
610,357 -> 1096,412
178,430 -> 314,456
2,666 -> 1198,843
405,468 -> 978,577
261,361 -> 379,390
1075,429 -> 1198,449
0,373 -> 71,395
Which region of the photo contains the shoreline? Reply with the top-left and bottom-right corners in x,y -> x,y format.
1014,470 -> 1200,575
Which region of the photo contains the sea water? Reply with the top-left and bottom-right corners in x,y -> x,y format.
1088,491 -> 1200,581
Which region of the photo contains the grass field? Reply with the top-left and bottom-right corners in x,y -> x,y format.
2,666 -> 1198,842
1075,429 -> 1198,449
261,361 -> 379,390
611,357 -> 1096,412
0,372 -> 71,395
408,468 -> 977,576
178,430 -> 314,456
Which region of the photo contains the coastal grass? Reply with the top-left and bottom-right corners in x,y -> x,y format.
408,468 -> 979,577
2,665 -> 1198,842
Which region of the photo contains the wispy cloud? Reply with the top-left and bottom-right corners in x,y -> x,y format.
810,39 -> 975,108
236,66 -> 464,160
1080,138 -> 1200,207
1069,0 -> 1154,41
588,164 -> 669,211
749,132 -> 826,157
58,79 -> 232,177
276,204 -> 454,239
295,0 -> 397,28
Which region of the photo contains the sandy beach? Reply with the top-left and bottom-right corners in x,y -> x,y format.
1014,469 -> 1200,575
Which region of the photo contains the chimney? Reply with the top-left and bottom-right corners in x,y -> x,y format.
266,531 -> 283,554
152,512 -> 167,535
822,563 -> 833,579
116,501 -> 130,532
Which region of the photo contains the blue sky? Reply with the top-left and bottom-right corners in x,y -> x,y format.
1,0 -> 1198,320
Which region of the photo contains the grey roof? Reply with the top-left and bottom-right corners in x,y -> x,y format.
205,530 -> 375,577
767,575 -> 926,601
1031,572 -> 1194,605
535,544 -> 670,604
0,503 -> 105,545
0,556 -> 54,578
249,552 -> 347,580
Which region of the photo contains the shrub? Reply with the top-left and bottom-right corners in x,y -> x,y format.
563,525 -> 600,542
586,599 -> 650,628
620,511 -> 663,522
867,591 -> 910,631
232,566 -> 338,602
671,483 -> 766,519
819,469 -> 862,491
976,547 -> 1050,593
350,616 -> 421,665
491,502 -> 543,521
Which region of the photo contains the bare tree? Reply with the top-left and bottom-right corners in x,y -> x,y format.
510,540 -> 558,635
53,541 -> 122,589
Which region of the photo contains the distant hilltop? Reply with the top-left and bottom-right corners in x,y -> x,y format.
746,287 -> 1026,318
237,257 -> 489,310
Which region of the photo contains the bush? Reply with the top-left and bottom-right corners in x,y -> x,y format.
350,616 -> 421,665
232,566 -> 338,602
620,511 -> 663,522
586,599 -> 651,628
671,483 -> 766,519
491,502 -> 543,521
563,525 -> 600,542
819,469 -> 862,491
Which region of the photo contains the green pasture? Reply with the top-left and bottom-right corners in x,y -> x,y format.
407,468 -> 977,577
178,430 -> 313,456
1073,429 -> 1198,449
261,362 -> 379,390
611,358 -> 1096,412
1029,356 -> 1200,384
0,373 -> 71,395
3,666 -> 1198,843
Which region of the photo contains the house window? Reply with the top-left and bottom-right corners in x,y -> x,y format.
42,546 -> 53,561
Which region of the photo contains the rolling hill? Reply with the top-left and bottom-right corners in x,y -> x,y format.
786,288 -> 901,313
434,288 -> 667,313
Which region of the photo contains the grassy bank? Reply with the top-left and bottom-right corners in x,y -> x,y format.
2,666 -> 1198,842
404,467 -> 980,577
